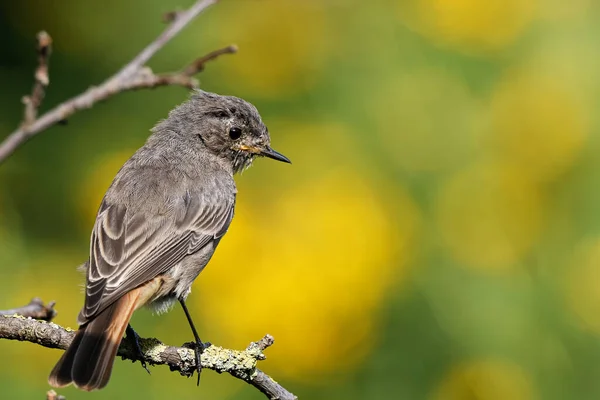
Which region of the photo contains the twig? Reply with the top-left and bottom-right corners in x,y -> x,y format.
0,315 -> 297,400
230,335 -> 296,400
123,44 -> 238,91
113,0 -> 217,81
0,0 -> 236,165
181,45 -> 238,76
0,298 -> 57,321
22,31 -> 52,127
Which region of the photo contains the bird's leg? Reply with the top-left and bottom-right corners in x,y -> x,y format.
125,324 -> 150,374
179,299 -> 207,385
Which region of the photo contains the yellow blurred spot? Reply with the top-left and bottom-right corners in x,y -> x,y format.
436,162 -> 543,272
565,239 -> 600,334
198,170 -> 418,380
215,0 -> 332,97
370,69 -> 478,172
265,120 -> 371,180
78,149 -> 136,229
489,68 -> 589,183
432,360 -> 536,400
404,0 -> 536,52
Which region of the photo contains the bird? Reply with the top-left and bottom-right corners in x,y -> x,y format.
48,90 -> 290,391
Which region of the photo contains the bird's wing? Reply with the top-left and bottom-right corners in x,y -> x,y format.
78,190 -> 235,324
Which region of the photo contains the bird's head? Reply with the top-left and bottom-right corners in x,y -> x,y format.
159,90 -> 290,173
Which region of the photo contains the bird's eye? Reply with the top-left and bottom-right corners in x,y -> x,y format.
229,127 -> 242,140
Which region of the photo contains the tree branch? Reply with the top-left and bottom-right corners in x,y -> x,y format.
113,0 -> 217,81
21,31 -> 52,127
0,314 -> 296,399
0,298 -> 57,321
0,0 -> 235,165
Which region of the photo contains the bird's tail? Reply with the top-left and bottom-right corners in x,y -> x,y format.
48,288 -> 142,391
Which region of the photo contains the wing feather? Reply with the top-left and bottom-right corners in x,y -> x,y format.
78,191 -> 235,324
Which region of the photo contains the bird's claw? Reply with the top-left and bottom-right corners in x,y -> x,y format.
139,359 -> 150,375
125,324 -> 151,375
182,340 -> 211,384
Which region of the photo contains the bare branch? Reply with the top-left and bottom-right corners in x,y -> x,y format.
22,31 -> 52,127
0,298 -> 57,322
114,0 -> 217,81
0,0 -> 228,165
122,45 -> 238,91
252,334 -> 275,351
181,44 -> 238,76
0,316 -> 297,400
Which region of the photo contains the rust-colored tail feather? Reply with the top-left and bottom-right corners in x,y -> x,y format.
48,288 -> 141,391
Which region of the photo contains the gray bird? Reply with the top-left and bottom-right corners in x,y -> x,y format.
48,90 -> 290,391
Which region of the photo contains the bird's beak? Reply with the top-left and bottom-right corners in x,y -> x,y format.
260,147 -> 291,163
239,145 -> 291,163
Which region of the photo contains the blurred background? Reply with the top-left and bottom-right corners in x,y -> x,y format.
1,0 -> 600,398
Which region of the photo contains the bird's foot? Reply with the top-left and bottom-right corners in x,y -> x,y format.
125,324 -> 150,374
182,340 -> 211,384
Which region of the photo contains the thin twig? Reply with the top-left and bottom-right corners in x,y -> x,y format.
114,0 -> 217,81
123,45 -> 238,91
22,31 -> 52,126
0,0 -> 231,165
229,334 -> 295,400
0,316 -> 297,400
0,298 -> 57,321
253,334 -> 276,351
181,44 -> 238,76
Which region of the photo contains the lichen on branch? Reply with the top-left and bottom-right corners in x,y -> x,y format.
0,312 -> 296,400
